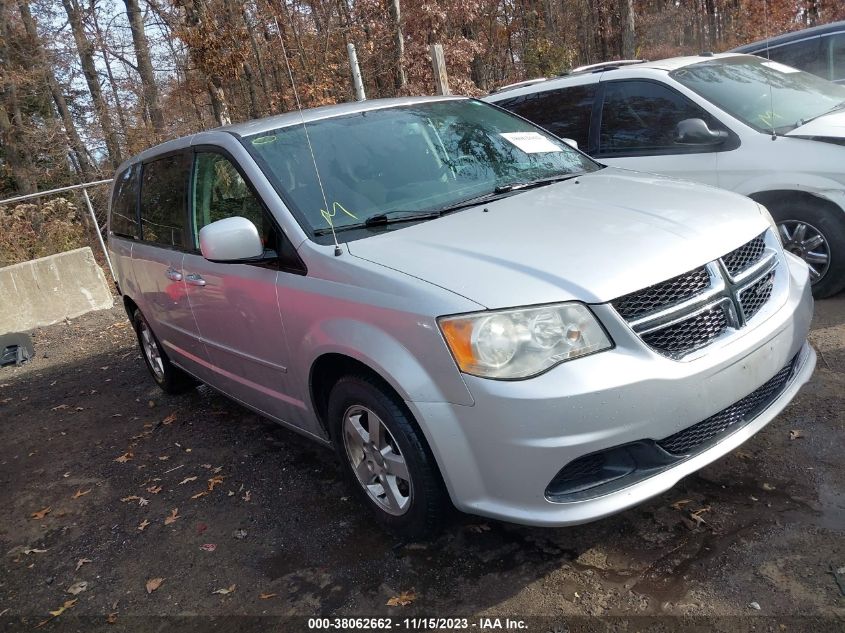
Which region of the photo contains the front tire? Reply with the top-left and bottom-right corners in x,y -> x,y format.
132,309 -> 196,394
328,374 -> 449,539
769,200 -> 845,298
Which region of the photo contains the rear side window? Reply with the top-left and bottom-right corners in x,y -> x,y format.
599,80 -> 721,154
495,85 -> 596,149
766,37 -> 828,79
831,33 -> 845,82
110,165 -> 139,239
140,154 -> 190,248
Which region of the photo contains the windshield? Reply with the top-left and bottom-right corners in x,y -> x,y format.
242,99 -> 598,239
671,55 -> 845,133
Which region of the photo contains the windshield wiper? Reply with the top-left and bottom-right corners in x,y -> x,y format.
494,173 -> 581,193
794,100 -> 845,128
313,210 -> 442,236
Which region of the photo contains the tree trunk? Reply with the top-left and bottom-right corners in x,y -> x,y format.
90,2 -> 129,137
16,0 -> 93,179
620,0 -> 636,58
208,77 -> 231,126
388,0 -> 407,92
60,0 -> 122,167
124,0 -> 165,136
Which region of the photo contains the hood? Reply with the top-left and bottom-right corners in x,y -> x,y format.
786,109 -> 845,140
346,168 -> 769,309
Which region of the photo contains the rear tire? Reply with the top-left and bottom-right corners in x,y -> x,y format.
328,374 -> 450,540
132,309 -> 197,394
768,200 -> 845,298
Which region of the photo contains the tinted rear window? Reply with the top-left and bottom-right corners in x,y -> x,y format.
110,165 -> 139,239
140,154 -> 190,248
495,85 -> 596,149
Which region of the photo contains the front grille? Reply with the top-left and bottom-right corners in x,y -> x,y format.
657,354 -> 797,455
721,233 -> 766,277
612,232 -> 778,359
613,267 -> 710,320
740,270 -> 775,321
641,305 -> 728,356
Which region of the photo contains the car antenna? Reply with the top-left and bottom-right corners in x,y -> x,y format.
763,0 -> 777,141
274,17 -> 342,256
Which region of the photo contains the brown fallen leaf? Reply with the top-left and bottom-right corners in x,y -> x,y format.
212,584 -> 236,595
146,485 -> 162,495
179,476 -> 197,485
259,592 -> 277,600
72,489 -> 91,499
114,452 -> 133,463
51,599 -> 78,614
66,581 -> 88,595
789,429 -> 805,440
23,547 -> 48,554
145,577 -> 164,594
51,404 -> 69,411
107,612 -> 118,624
208,475 -> 224,491
689,506 -> 711,527
386,590 -> 416,606
158,455 -> 170,461
465,523 -> 491,533
671,499 -> 692,511
762,482 -> 776,491
75,558 -> 92,571
162,412 -> 177,425
137,519 -> 150,531
164,508 -> 180,525
242,490 -> 251,502
31,507 -> 51,520
191,491 -> 209,500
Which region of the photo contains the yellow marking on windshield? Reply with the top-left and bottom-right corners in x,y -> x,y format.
251,135 -> 277,146
320,201 -> 359,228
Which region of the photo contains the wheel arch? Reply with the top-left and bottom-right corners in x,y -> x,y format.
748,189 -> 844,216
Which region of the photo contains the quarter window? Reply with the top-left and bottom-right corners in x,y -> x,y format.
191,152 -> 275,251
140,154 -> 190,248
496,85 -> 597,149
599,80 -> 721,154
110,164 -> 139,238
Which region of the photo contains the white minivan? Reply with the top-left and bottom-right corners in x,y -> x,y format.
486,54 -> 845,297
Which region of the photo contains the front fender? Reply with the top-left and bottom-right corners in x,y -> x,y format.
300,318 -> 475,407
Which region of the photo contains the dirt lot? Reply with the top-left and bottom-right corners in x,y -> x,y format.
1,296 -> 843,632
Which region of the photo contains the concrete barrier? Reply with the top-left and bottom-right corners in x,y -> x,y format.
0,247 -> 114,334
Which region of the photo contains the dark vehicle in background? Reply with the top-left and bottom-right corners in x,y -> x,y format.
731,20 -> 845,84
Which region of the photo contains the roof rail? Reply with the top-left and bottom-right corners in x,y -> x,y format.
568,59 -> 647,75
489,77 -> 549,95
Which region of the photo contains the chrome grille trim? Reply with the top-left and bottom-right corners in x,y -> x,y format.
612,231 -> 783,359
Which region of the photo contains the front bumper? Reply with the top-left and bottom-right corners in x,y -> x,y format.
409,254 -> 815,527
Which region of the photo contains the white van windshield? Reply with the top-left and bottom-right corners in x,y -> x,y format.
242,100 -> 598,238
672,56 -> 845,133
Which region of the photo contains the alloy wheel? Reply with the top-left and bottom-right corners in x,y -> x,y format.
139,320 -> 165,381
342,405 -> 412,516
779,220 -> 831,282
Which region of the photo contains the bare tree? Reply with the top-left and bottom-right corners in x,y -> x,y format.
16,0 -> 93,179
60,0 -> 123,167
124,0 -> 166,135
389,0 -> 407,91
621,0 -> 636,58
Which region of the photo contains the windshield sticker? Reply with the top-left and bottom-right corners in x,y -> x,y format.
761,60 -> 800,74
320,201 -> 358,228
500,132 -> 563,154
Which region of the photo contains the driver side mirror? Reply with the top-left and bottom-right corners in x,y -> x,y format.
199,216 -> 266,263
675,118 -> 728,145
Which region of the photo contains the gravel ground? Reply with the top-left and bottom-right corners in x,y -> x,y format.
0,296 -> 843,632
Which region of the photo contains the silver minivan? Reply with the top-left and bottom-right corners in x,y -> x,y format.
108,97 -> 815,537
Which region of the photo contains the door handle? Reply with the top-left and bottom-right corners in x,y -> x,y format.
185,273 -> 207,287
165,268 -> 183,281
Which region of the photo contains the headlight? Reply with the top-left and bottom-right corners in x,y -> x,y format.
438,303 -> 612,379
758,203 -> 782,245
